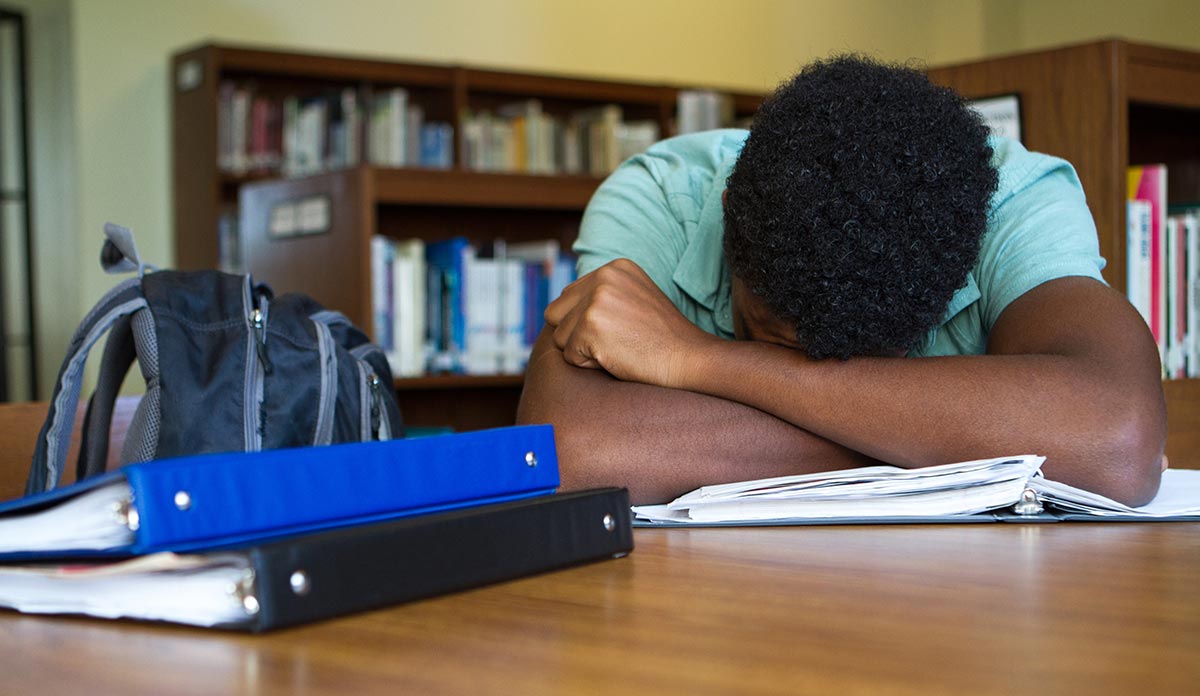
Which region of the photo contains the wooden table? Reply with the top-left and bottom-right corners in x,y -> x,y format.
1,403 -> 1198,695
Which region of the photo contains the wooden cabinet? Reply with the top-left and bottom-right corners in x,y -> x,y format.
929,39 -> 1200,468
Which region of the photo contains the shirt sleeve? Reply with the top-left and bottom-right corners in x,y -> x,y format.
573,150 -> 693,309
974,148 -> 1108,330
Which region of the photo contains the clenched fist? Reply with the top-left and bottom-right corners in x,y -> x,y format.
544,258 -> 721,389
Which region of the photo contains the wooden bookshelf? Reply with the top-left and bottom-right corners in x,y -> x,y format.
929,39 -> 1200,469
173,42 -> 761,430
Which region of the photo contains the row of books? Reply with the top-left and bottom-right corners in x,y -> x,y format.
1126,164 -> 1199,379
218,83 -> 749,180
0,426 -> 633,631
372,235 -> 577,377
460,101 -> 660,176
217,82 -> 455,178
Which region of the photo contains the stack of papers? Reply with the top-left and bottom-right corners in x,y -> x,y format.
634,455 -> 1043,523
633,456 -> 1200,525
1030,469 -> 1200,518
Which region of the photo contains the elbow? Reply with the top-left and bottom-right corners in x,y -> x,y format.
1087,399 -> 1167,507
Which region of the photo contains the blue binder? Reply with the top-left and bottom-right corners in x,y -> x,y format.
0,425 -> 559,559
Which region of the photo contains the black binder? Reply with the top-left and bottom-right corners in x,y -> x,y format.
0,488 -> 634,632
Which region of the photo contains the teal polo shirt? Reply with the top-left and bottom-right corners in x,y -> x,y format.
574,129 -> 1106,357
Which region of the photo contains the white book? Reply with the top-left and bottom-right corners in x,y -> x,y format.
632,457 -> 1200,525
1186,213 -> 1200,378
1167,216 -> 1182,377
369,95 -> 390,165
464,257 -> 501,374
1127,199 -> 1153,329
389,238 -> 426,377
500,259 -> 527,374
370,236 -> 393,352
389,88 -> 408,167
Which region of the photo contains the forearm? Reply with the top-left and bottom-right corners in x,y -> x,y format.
682,314 -> 1166,505
517,330 -> 876,504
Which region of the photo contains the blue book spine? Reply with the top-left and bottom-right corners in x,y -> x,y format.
425,237 -> 473,372
523,262 -> 542,346
418,122 -> 454,169
126,424 -> 559,552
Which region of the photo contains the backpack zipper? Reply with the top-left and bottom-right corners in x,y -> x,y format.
355,360 -> 391,441
369,373 -> 383,438
350,343 -> 393,441
243,280 -> 269,451
251,308 -> 272,374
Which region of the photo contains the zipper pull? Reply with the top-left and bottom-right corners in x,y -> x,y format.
250,308 -> 273,374
369,373 -> 382,438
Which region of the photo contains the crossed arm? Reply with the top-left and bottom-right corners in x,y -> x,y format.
516,259 -> 1167,507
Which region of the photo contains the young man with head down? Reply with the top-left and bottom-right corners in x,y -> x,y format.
517,55 -> 1166,506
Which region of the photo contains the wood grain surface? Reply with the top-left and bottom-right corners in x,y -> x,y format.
0,402 -> 1197,695
0,524 -> 1196,695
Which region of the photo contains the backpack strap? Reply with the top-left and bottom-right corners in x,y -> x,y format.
75,314 -> 138,482
27,278 -> 147,494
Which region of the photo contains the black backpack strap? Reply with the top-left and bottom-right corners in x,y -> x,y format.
75,314 -> 138,482
27,278 -> 147,494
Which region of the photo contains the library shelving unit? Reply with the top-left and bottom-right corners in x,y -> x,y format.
929,38 -> 1200,469
171,43 -> 761,430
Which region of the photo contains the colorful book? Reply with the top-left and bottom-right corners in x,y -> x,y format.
0,425 -> 558,559
1127,164 -> 1168,371
0,488 -> 631,631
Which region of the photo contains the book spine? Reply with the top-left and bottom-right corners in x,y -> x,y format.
247,488 -> 632,631
370,236 -> 394,352
1127,199 -> 1153,329
1187,213 -> 1200,378
1128,164 -> 1168,373
1167,217 -> 1181,378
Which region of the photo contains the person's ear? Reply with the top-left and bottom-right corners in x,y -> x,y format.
721,189 -> 727,207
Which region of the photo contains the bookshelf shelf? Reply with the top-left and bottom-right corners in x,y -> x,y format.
371,168 -> 602,209
929,38 -> 1200,469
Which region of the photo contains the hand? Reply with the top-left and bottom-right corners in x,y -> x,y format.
544,258 -> 721,388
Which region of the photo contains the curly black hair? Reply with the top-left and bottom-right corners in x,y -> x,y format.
723,54 -> 999,360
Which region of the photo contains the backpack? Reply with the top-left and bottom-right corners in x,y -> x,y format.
26,223 -> 404,495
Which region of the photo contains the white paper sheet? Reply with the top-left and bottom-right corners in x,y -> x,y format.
0,480 -> 136,553
0,552 -> 254,627
634,457 -> 1200,525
